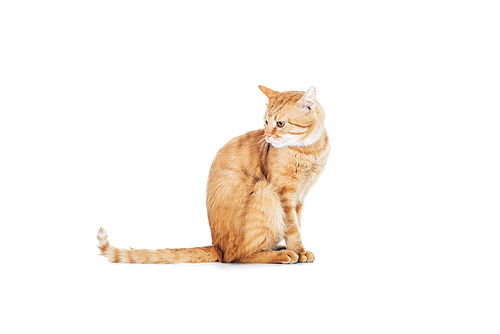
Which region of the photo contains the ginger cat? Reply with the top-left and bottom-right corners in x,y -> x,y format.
97,86 -> 329,264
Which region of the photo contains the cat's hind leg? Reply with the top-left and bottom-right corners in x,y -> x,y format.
235,250 -> 299,264
216,180 -> 287,263
236,180 -> 286,256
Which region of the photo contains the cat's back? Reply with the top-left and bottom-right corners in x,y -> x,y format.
206,129 -> 267,224
209,129 -> 266,177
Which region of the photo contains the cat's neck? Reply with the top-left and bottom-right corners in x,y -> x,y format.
287,129 -> 328,155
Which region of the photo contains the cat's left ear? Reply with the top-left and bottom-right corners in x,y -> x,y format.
259,85 -> 278,99
298,86 -> 317,111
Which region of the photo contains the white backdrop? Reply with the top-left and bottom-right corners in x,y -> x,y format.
1,1 -> 499,333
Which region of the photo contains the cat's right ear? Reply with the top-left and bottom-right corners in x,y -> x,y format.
298,86 -> 317,111
259,86 -> 278,99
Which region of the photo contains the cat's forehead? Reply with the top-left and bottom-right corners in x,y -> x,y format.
266,91 -> 304,119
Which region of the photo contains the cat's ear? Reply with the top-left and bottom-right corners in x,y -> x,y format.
259,85 -> 278,99
298,86 -> 317,111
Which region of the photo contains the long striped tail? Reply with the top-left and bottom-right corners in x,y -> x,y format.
97,227 -> 220,264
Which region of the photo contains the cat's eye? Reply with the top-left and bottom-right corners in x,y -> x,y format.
276,121 -> 286,128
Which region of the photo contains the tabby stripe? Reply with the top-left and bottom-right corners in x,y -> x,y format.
286,224 -> 300,234
268,97 -> 283,114
126,249 -> 134,263
288,121 -> 310,128
269,97 -> 290,116
279,186 -> 297,196
112,248 -> 120,263
317,135 -> 329,150
289,131 -> 307,135
268,99 -> 277,112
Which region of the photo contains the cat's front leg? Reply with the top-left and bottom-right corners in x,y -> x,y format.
281,194 -> 314,263
296,202 -> 304,229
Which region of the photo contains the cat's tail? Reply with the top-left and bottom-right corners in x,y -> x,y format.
96,227 -> 221,264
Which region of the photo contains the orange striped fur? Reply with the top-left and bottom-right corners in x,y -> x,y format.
97,86 -> 329,264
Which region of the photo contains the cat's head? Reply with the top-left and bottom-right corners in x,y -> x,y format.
259,86 -> 325,148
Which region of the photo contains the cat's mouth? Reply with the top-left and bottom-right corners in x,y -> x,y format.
265,136 -> 279,144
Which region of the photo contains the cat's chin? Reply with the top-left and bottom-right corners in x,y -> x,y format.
268,141 -> 294,148
266,134 -> 298,148
266,138 -> 288,148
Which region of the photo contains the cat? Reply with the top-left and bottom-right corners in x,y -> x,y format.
97,86 -> 330,264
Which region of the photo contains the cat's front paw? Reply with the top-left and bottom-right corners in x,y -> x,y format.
277,250 -> 299,264
297,250 -> 315,263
